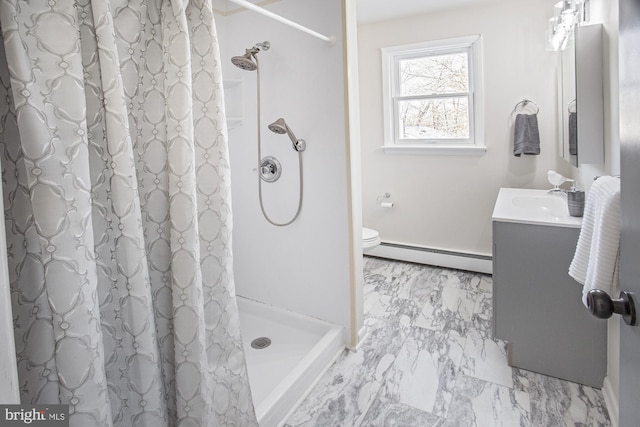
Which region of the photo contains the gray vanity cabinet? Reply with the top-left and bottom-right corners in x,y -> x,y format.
492,220 -> 607,388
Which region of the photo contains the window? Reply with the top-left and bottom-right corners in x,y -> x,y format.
381,35 -> 485,155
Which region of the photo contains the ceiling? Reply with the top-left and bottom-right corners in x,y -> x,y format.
356,0 -> 503,24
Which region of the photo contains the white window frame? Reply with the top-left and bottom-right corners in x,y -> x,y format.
381,35 -> 486,155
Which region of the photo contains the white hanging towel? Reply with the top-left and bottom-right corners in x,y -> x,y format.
568,176 -> 621,307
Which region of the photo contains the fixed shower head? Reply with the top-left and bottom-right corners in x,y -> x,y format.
230,41 -> 270,71
231,50 -> 257,71
268,118 -> 306,152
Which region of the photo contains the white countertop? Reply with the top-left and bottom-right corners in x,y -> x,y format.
492,188 -> 582,228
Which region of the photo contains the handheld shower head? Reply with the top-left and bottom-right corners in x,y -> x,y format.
268,118 -> 306,152
268,118 -> 288,135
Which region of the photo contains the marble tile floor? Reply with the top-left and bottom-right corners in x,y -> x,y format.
285,257 -> 611,427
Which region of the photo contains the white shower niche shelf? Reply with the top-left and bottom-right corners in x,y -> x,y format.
237,296 -> 344,427
223,79 -> 243,129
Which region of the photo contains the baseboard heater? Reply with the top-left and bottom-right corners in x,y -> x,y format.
367,241 -> 493,275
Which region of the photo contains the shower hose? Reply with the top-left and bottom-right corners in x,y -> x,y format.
254,55 -> 304,227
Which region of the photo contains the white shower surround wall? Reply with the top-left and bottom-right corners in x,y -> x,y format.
218,0 -> 352,340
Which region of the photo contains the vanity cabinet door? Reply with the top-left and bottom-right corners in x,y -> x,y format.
492,221 -> 606,387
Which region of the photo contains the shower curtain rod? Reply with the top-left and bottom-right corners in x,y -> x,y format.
226,0 -> 337,46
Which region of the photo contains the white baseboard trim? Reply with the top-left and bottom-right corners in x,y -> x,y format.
366,242 -> 492,274
602,376 -> 619,427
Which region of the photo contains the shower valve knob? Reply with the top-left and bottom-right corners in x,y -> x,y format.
258,157 -> 281,182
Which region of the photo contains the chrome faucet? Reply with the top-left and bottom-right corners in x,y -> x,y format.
547,170 -> 574,194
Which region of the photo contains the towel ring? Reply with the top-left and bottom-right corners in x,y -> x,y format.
511,99 -> 540,116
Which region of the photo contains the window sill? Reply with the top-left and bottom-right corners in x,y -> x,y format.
382,144 -> 487,156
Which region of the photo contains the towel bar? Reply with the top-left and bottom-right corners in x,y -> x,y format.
511,99 -> 539,116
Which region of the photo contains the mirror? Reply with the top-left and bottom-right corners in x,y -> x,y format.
559,24 -> 604,167
560,35 -> 577,166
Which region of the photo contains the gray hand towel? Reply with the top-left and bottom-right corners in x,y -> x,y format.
569,111 -> 578,155
513,113 -> 540,157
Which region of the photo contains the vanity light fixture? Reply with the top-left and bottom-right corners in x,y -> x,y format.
547,0 -> 588,51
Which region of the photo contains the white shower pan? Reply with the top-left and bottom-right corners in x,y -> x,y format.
236,296 -> 344,427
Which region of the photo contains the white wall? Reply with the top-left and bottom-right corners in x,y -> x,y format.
358,0 -> 572,256
217,0 -> 353,340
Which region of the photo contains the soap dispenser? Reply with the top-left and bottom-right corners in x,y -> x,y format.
567,184 -> 585,217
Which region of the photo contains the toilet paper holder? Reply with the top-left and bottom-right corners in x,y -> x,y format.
377,193 -> 394,208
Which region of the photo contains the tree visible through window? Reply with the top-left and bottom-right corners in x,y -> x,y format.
398,52 -> 470,139
381,35 -> 484,153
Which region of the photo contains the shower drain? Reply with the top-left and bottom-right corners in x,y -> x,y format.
251,337 -> 272,349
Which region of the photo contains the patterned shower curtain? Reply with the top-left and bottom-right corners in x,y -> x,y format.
0,0 -> 257,426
